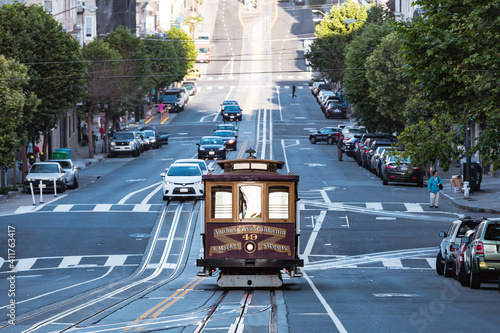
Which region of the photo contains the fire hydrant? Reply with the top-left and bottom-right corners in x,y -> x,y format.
463,181 -> 470,199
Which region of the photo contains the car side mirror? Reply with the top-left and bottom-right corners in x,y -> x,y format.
160,173 -> 165,177
461,236 -> 469,243
439,231 -> 447,237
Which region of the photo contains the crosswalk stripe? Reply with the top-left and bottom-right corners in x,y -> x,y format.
133,204 -> 151,212
14,258 -> 37,271
404,203 -> 424,212
366,203 -> 383,210
54,204 -> 73,212
58,256 -> 82,268
426,258 -> 436,270
94,204 -> 112,212
104,255 -> 128,267
382,258 -> 403,268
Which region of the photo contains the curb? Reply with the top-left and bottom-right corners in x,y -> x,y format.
0,189 -> 24,202
440,192 -> 500,214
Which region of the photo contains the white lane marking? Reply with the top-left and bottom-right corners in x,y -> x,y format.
58,256 -> 82,268
404,203 -> 424,212
382,258 -> 403,268
376,217 -> 397,220
366,202 -> 383,210
133,204 -> 151,212
426,257 -> 436,270
118,181 -> 162,204
141,184 -> 163,205
340,215 -> 350,228
276,86 -> 283,121
13,258 -> 37,271
146,263 -> 177,269
104,255 -> 128,267
53,204 -> 73,212
303,271 -> 347,333
319,189 -> 331,204
373,293 -> 419,297
302,210 -> 327,265
93,204 -> 112,212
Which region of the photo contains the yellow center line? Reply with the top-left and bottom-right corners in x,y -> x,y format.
150,277 -> 206,318
237,140 -> 248,159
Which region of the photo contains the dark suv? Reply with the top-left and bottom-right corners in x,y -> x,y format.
160,93 -> 184,112
309,127 -> 341,145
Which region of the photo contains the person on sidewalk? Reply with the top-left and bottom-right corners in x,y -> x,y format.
428,170 -> 443,208
337,135 -> 344,161
292,84 -> 297,98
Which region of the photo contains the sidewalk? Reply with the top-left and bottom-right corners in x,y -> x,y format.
432,166 -> 500,214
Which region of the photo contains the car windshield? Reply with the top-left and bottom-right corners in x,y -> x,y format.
214,131 -> 234,138
114,132 -> 134,140
144,130 -> 155,137
388,157 -> 411,164
484,223 -> 500,241
218,126 -> 235,131
30,164 -> 60,173
201,138 -> 223,145
167,165 -> 201,177
222,100 -> 238,105
328,102 -> 343,108
55,161 -> 72,168
224,105 -> 240,111
182,84 -> 194,89
345,127 -> 366,133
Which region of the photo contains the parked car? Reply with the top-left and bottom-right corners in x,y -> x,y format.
344,136 -> 361,157
362,140 -> 394,171
342,125 -> 367,142
160,163 -> 204,200
309,127 -> 341,145
436,217 -> 485,277
310,81 -> 326,94
197,136 -> 226,160
213,130 -> 237,150
221,104 -> 243,122
320,95 -> 342,112
323,101 -> 346,119
173,159 -> 213,175
24,162 -> 67,193
369,145 -> 394,174
380,156 -> 424,187
311,82 -> 330,96
47,159 -> 80,189
355,133 -> 396,164
109,131 -> 141,157
138,126 -> 170,148
181,81 -> 197,96
316,90 -> 334,104
463,218 -> 500,289
456,230 -> 476,286
160,94 -> 183,113
134,131 -> 149,152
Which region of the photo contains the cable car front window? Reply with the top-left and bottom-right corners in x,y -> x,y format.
239,185 -> 261,219
269,186 -> 289,219
211,186 -> 232,219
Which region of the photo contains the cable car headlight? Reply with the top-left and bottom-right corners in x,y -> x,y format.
244,241 -> 256,254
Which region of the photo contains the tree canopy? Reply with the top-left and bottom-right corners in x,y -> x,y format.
165,27 -> 197,83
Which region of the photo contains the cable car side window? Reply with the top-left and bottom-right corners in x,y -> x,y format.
211,186 -> 233,219
269,186 -> 289,219
239,185 -> 262,219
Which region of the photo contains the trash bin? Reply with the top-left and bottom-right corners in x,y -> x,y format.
52,151 -> 68,159
54,148 -> 72,159
459,157 -> 482,191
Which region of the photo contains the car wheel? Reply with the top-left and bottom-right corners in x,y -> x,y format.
234,145 -> 237,151
382,175 -> 389,186
327,137 -> 334,145
357,157 -> 362,166
458,264 -> 470,287
73,178 -> 79,189
110,152 -> 116,158
444,259 -> 452,278
469,269 -> 481,289
451,262 -> 457,279
417,178 -> 424,187
60,183 -> 66,193
436,252 -> 445,275
309,137 -> 317,144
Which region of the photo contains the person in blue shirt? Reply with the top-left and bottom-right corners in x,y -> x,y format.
428,170 -> 443,208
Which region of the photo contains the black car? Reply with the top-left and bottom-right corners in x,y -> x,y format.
344,136 -> 361,157
213,130 -> 237,150
160,94 -> 182,113
197,136 -> 226,160
138,126 -> 170,148
222,104 -> 243,122
309,127 -> 341,145
355,133 -> 396,164
381,156 -> 424,187
324,101 -> 347,119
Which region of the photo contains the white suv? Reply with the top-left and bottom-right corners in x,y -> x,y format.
436,217 -> 485,277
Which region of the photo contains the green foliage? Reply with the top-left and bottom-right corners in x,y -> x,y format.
308,0 -> 367,82
143,36 -> 180,92
343,21 -> 392,132
165,27 -> 196,82
397,0 -> 500,170
0,55 -> 38,167
0,3 -> 84,141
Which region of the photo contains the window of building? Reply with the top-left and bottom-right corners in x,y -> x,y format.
44,1 -> 52,14
239,185 -> 261,219
211,186 -> 232,219
269,186 -> 289,219
85,17 -> 93,38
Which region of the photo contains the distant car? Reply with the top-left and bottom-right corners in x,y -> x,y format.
110,131 -> 141,157
355,133 -> 396,165
221,104 -> 243,122
369,145 -> 393,174
24,162 -> 67,193
160,94 -> 183,113
324,101 -> 347,119
181,81 -> 197,96
342,125 -> 367,142
47,159 -> 80,189
141,130 -> 169,148
197,136 -> 226,160
160,163 -> 203,200
295,0 -> 305,5
380,156 -> 424,187
173,159 -> 214,175
220,99 -> 240,112
436,217 -> 484,277
197,33 -> 210,42
184,68 -> 200,80
463,218 -> 500,289
311,82 -> 330,96
213,130 -> 237,150
215,123 -> 238,136
309,127 -> 341,145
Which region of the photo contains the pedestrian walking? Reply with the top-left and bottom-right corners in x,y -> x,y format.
158,102 -> 165,113
292,83 -> 297,98
428,170 -> 443,208
82,123 -> 88,146
337,135 -> 344,161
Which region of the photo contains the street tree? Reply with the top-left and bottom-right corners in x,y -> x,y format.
165,27 -> 197,83
397,0 -> 500,171
307,0 -> 367,83
0,55 -> 39,187
81,40 -> 123,158
0,2 -> 84,174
